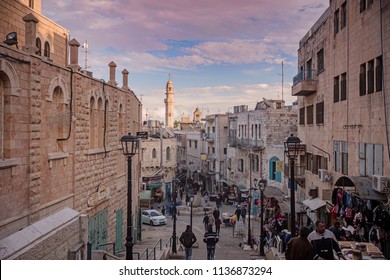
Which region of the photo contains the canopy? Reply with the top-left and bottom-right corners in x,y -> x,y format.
334,176 -> 388,201
263,186 -> 285,202
302,197 -> 326,211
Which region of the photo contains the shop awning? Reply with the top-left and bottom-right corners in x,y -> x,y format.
334,176 -> 388,201
147,182 -> 162,189
302,197 -> 326,211
263,186 -> 285,202
236,184 -> 249,192
218,179 -> 236,187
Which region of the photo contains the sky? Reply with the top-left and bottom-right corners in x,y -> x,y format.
42,0 -> 329,123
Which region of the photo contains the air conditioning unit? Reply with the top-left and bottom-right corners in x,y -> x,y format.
318,169 -> 329,182
372,175 -> 390,193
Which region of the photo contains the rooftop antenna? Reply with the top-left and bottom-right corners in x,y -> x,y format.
281,61 -> 284,101
82,40 -> 89,69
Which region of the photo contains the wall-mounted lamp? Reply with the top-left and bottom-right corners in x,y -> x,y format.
4,32 -> 18,49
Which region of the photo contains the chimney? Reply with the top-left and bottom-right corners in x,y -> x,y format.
22,13 -> 39,54
122,69 -> 130,91
68,39 -> 81,71
108,61 -> 117,86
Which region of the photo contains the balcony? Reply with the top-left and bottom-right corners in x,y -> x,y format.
292,70 -> 318,96
228,137 -> 264,150
205,132 -> 215,142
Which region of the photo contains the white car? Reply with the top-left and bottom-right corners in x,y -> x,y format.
141,209 -> 167,226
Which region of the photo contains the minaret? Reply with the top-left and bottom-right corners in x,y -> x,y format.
164,75 -> 175,128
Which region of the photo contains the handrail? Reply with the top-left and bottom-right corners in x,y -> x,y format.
138,239 -> 163,260
96,242 -> 116,255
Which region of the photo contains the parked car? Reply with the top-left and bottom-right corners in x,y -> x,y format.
141,209 -> 167,226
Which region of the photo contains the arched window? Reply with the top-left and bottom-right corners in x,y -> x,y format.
118,104 -> 124,137
89,97 -> 95,148
44,41 -> 50,58
52,86 -> 66,141
0,78 -> 11,159
35,38 -> 41,55
166,147 -> 171,160
97,98 -> 103,148
152,148 -> 157,159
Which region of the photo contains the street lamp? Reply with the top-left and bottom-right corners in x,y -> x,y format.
171,178 -> 179,254
189,195 -> 194,230
254,178 -> 267,256
284,134 -> 301,238
120,133 -> 139,260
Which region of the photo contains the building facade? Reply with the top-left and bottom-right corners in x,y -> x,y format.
292,0 -> 390,257
0,0 -> 142,259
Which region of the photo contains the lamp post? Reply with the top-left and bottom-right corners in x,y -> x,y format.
255,178 -> 267,256
171,179 -> 179,254
189,195 -> 194,230
284,134 -> 302,238
120,134 -> 139,260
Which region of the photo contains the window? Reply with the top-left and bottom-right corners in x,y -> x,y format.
306,59 -> 313,80
359,63 -> 366,96
166,147 -> 171,160
334,76 -> 340,102
35,38 -> 41,55
188,140 -> 192,148
307,105 -> 314,125
238,159 -> 244,172
224,148 -> 227,155
29,0 -> 34,9
341,73 -> 347,101
97,98 -> 103,148
334,9 -> 339,35
194,140 -> 198,149
152,148 -> 157,159
89,97 -> 95,148
367,60 -> 374,94
299,107 -> 305,125
359,143 -> 383,176
317,49 -> 324,73
44,41 -> 50,58
334,141 -> 348,174
341,2 -> 347,29
316,102 -> 324,124
360,0 -> 366,13
376,56 -> 383,92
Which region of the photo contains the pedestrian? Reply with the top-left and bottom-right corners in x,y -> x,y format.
235,206 -> 242,222
285,226 -> 315,260
204,193 -> 209,205
213,208 -> 220,220
241,206 -> 247,223
308,220 -> 346,260
215,217 -> 221,235
328,221 -> 345,241
161,205 -> 166,216
179,225 -> 197,260
203,214 -> 209,231
203,224 -> 219,260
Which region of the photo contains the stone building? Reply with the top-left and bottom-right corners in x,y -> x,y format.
227,100 -> 297,193
0,0 -> 142,259
292,0 -> 389,256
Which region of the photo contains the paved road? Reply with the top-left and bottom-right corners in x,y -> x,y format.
138,200 -> 264,260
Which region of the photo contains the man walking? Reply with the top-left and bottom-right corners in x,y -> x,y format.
179,225 -> 197,260
285,226 -> 315,260
308,220 -> 346,260
203,224 -> 219,260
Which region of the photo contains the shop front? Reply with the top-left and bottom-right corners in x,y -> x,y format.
332,176 -> 389,259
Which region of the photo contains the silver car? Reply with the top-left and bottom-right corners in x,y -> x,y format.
141,209 -> 167,226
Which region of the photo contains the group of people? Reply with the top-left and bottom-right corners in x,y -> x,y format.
180,207 -> 222,260
285,221 -> 347,260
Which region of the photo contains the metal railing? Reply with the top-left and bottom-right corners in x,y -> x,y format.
293,69 -> 318,85
138,239 -> 163,260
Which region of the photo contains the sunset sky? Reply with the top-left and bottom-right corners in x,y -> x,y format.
42,0 -> 328,122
